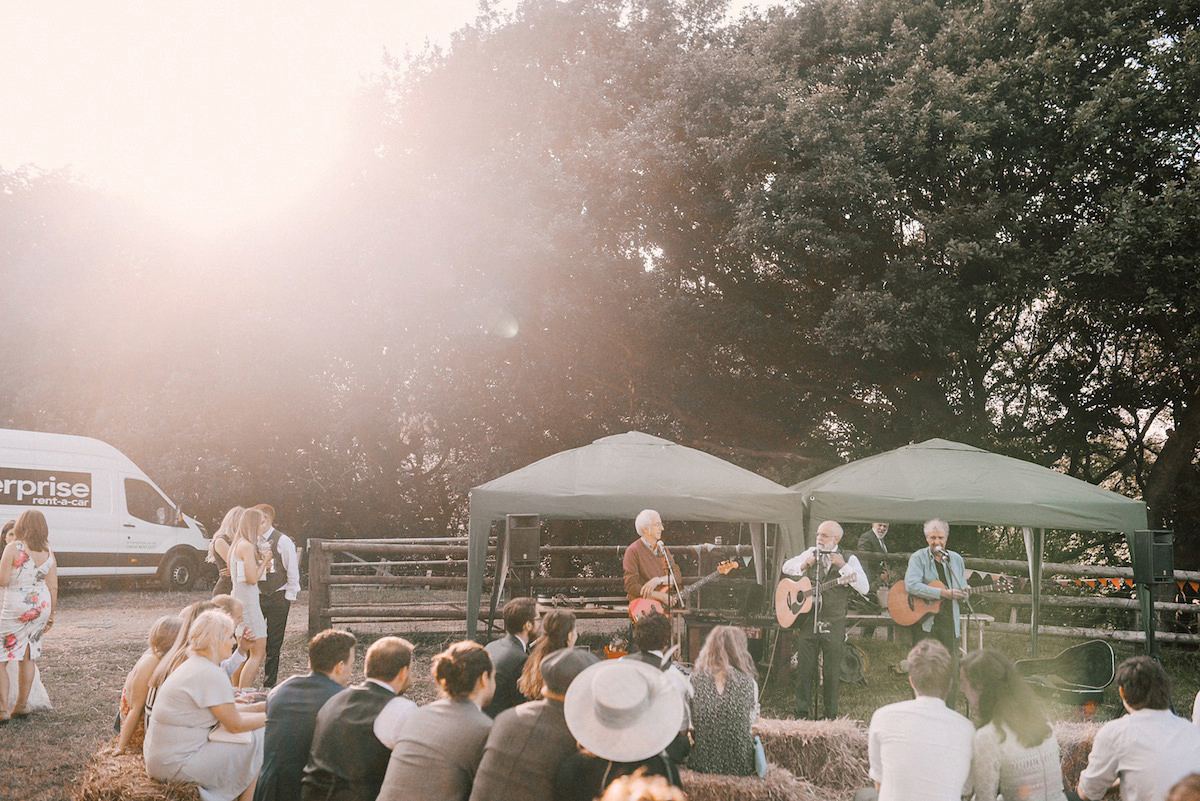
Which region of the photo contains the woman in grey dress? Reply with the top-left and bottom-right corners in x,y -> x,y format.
377,640 -> 495,801
143,609 -> 266,801
687,625 -> 759,775
229,507 -> 270,688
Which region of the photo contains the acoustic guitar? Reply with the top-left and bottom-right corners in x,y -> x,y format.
628,560 -> 740,620
886,577 -> 1009,627
774,573 -> 856,628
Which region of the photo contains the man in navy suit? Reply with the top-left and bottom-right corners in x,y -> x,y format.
483,597 -> 539,718
254,629 -> 357,801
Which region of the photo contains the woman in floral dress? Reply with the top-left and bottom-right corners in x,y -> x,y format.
0,509 -> 57,721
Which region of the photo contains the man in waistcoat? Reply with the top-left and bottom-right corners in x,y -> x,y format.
254,503 -> 300,688
255,629 -> 356,801
781,520 -> 869,719
302,636 -> 415,801
855,522 -> 890,640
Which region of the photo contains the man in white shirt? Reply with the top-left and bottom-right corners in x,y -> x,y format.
254,503 -> 302,688
1078,655 -> 1200,801
781,520 -> 869,719
855,639 -> 974,801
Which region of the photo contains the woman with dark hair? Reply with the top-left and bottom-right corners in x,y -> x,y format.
377,641 -> 495,801
960,649 -> 1069,801
519,608 -> 576,700
687,625 -> 759,775
0,510 -> 57,721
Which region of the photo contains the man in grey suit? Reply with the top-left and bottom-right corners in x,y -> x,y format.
254,629 -> 356,801
483,597 -> 539,718
856,522 -> 890,639
469,647 -> 598,801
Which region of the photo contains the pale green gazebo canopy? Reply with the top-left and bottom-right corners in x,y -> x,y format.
793,438 -> 1147,536
466,431 -> 806,636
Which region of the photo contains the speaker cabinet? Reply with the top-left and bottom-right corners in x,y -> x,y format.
1129,530 -> 1174,584
506,514 -> 541,566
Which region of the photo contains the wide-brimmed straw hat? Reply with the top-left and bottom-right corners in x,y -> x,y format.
563,658 -> 685,762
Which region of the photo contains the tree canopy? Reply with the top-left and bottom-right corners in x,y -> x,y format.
2,0 -> 1197,563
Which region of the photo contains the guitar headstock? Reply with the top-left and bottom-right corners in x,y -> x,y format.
716,560 -> 739,575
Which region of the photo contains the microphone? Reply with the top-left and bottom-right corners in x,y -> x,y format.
932,545 -> 946,555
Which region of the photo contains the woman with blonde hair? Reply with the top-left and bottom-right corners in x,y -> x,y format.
115,614 -> 183,752
229,507 -> 270,688
0,509 -> 57,721
687,625 -> 759,775
144,609 -> 265,801
519,608 -> 576,699
207,506 -> 245,597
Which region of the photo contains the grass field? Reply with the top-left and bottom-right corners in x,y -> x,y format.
3,584 -> 1197,801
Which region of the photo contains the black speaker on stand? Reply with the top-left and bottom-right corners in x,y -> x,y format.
1127,529 -> 1174,657
485,514 -> 541,641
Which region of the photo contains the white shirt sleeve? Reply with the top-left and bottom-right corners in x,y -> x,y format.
373,695 -> 419,749
220,648 -> 248,677
781,547 -> 816,576
278,534 -> 301,601
1194,689 -> 1200,725
841,554 -> 870,595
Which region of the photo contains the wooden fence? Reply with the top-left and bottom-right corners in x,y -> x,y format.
307,537 -> 758,636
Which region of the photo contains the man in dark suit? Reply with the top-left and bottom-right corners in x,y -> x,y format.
302,636 -> 415,801
254,503 -> 301,688
855,522 -> 891,640
254,629 -> 356,801
483,597 -> 539,718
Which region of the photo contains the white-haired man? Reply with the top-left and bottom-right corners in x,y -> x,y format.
781,520 -> 869,719
622,509 -> 683,608
903,518 -> 967,707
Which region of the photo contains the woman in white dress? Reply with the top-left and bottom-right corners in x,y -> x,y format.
229,507 -> 270,688
0,511 -> 57,721
143,609 -> 265,801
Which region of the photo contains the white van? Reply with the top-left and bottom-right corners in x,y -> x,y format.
0,428 -> 209,589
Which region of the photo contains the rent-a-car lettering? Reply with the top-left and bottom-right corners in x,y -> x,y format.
0,467 -> 91,507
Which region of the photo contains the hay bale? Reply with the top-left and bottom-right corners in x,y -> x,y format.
1054,721 -> 1101,794
754,717 -> 869,793
680,765 -> 840,801
73,740 -> 200,801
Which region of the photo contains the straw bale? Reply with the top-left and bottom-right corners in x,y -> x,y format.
680,765 -> 841,801
753,717 -> 869,792
73,740 -> 200,801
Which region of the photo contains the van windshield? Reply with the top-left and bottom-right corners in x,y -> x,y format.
125,478 -> 184,527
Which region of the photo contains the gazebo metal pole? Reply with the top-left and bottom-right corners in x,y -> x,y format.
1023,527 -> 1044,656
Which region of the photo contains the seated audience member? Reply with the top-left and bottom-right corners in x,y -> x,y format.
688,625 -> 759,776
143,610 -> 266,801
114,614 -> 183,753
303,636 -> 416,801
518,608 -> 576,700
960,649 -> 1067,801
376,640 -> 495,801
254,629 -> 356,801
555,658 -> 687,801
854,639 -> 974,801
599,771 -> 687,801
470,647 -> 599,801
1170,774 -> 1200,801
1077,655 -> 1200,801
146,600 -> 218,715
484,596 -> 539,718
624,610 -> 691,764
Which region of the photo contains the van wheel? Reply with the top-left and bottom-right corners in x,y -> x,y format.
160,551 -> 199,591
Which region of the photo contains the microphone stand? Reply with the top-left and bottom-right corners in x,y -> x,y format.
657,541 -> 684,656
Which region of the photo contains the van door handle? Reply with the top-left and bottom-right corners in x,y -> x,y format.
124,523 -> 136,528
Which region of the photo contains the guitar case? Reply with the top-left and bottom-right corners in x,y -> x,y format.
1015,639 -> 1115,705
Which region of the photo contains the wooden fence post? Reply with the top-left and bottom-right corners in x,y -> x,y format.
308,539 -> 332,636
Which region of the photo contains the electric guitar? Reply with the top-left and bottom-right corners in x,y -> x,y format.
629,560 -> 740,620
774,573 -> 856,628
886,577 -> 1010,627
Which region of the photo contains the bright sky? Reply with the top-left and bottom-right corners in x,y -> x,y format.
0,1 -> 777,232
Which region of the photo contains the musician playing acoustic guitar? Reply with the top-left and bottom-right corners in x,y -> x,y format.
903,518 -> 967,708
623,509 -> 684,608
780,520 -> 868,720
